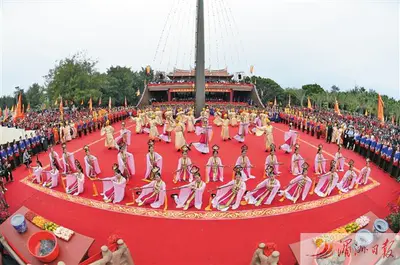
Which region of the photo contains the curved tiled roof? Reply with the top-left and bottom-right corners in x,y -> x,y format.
168,68 -> 233,77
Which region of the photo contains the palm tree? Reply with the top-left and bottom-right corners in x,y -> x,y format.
291,89 -> 306,107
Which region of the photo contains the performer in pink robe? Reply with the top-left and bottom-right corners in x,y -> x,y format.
233,113 -> 249,143
314,144 -> 327,174
83,145 -> 101,178
279,163 -> 312,203
118,148 -> 135,179
235,145 -> 255,180
42,164 -> 59,188
174,146 -> 193,182
265,145 -> 281,175
356,158 -> 371,185
30,161 -> 43,184
291,145 -> 304,175
98,164 -> 127,203
314,161 -> 339,197
135,167 -> 166,208
279,124 -> 298,153
337,160 -> 357,193
245,166 -> 281,206
65,160 -> 85,196
206,145 -> 224,182
211,170 -> 246,211
144,140 -> 163,180
334,145 -> 345,172
115,122 -> 132,149
48,146 -> 62,171
192,118 -> 213,154
61,144 -> 76,174
173,166 -> 206,210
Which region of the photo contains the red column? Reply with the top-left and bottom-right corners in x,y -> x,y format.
168,90 -> 172,102
230,90 -> 233,102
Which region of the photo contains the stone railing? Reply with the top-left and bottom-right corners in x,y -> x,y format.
250,243 -> 280,265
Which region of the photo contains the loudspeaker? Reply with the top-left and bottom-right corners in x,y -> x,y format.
159,73 -> 164,79
238,74 -> 242,80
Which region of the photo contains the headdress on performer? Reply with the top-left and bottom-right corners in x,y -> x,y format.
266,118 -> 271,123
190,165 -> 200,175
182,145 -> 189,154
329,160 -> 336,171
318,144 -> 323,152
294,144 -> 300,151
302,162 -> 309,172
212,144 -> 220,152
152,166 -> 160,174
122,121 -> 125,126
62,143 -> 67,150
75,159 -> 83,171
112,163 -> 119,171
83,145 -> 89,152
348,159 -> 354,167
366,158 -> 371,163
241,145 -> 248,152
106,120 -> 110,125
224,114 -> 228,118
266,165 -> 274,174
233,165 -> 243,172
270,144 -> 276,152
148,139 -> 155,147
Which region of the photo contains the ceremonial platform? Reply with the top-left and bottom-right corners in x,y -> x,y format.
7,118 -> 398,265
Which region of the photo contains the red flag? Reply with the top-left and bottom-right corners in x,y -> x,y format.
89,97 -> 93,112
124,96 -> 127,107
377,94 -> 384,123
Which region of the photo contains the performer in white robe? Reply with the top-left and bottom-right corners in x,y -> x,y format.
265,145 -> 281,175
173,166 -> 206,210
220,114 -> 231,141
30,161 -> 43,184
64,121 -> 72,142
356,158 -> 371,185
101,120 -> 115,149
314,161 -> 339,197
144,140 -> 163,180
130,115 -> 144,134
43,164 -> 59,188
334,145 -> 345,172
115,122 -> 132,149
279,124 -> 298,153
337,160 -> 357,193
254,119 -> 274,152
314,144 -> 327,174
235,145 -> 255,180
135,167 -> 166,208
233,113 -> 249,143
291,145 -> 304,175
174,146 -> 193,182
83,145 -> 101,178
98,164 -> 127,203
61,144 -> 76,173
206,145 -> 224,182
186,110 -> 195,133
48,146 -> 62,171
245,166 -> 280,206
118,148 -> 135,179
192,118 -> 213,154
211,171 -> 246,211
279,163 -> 312,203
65,160 -> 85,196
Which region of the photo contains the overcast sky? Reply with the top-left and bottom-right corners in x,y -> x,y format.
1,0 -> 399,98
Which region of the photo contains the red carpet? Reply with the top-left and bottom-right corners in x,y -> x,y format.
6,119 -> 399,265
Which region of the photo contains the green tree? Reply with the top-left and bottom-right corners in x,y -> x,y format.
253,76 -> 285,105
25,83 -> 44,109
302,83 -> 325,95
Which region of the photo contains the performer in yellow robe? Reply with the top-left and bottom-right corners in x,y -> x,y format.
229,109 -> 238,126
174,117 -> 187,151
101,120 -> 115,149
213,109 -> 223,127
186,110 -> 195,133
221,114 -> 231,141
255,119 -> 274,152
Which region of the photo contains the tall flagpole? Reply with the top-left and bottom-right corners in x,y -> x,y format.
195,0 -> 205,117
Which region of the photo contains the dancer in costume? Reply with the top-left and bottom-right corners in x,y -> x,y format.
146,115 -> 162,141
221,114 -> 231,141
314,144 -> 327,174
235,145 -> 255,180
101,120 -> 115,149
356,158 -> 371,185
314,160 -> 339,197
233,112 -> 249,143
130,112 -> 144,134
155,107 -> 163,125
192,117 -> 213,154
229,109 -> 238,126
337,160 -> 357,193
265,144 -> 281,175
186,109 -> 195,133
334,145 -> 345,172
144,140 -> 163,180
205,145 -> 224,182
213,108 -> 223,127
174,116 -> 187,151
291,144 -> 304,175
174,145 -> 193,182
135,167 -> 166,208
245,165 -> 280,206
65,160 -> 85,196
48,145 -> 62,170
61,144 -> 76,173
98,164 -> 127,203
118,146 -> 135,179
172,166 -> 206,210
211,169 -> 246,211
279,123 -> 298,153
160,108 -> 175,142
83,145 -> 101,178
42,163 -> 59,188
115,122 -> 131,148
255,119 -> 274,152
279,163 -> 312,203
30,161 -> 43,184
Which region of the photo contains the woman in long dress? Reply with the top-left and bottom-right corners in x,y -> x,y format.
314,144 -> 327,174
192,118 -> 213,154
64,121 -> 72,142
255,119 -> 274,152
173,166 -> 206,210
265,145 -> 280,175
206,145 -> 224,182
357,158 -> 371,185
98,164 -> 127,203
221,114 -> 231,141
42,164 -> 59,188
186,110 -> 195,133
314,160 -> 339,197
212,170 -> 246,211
235,145 -> 255,180
334,145 -> 345,172
213,109 -> 223,127
65,160 -> 85,196
337,160 -> 357,193
101,120 -> 115,149
30,161 -> 43,184
233,112 -> 249,143
174,117 -> 187,151
83,145 -> 101,178
291,145 -> 304,175
117,147 -> 135,179
130,114 -> 144,134
144,141 -> 163,180
245,166 -> 281,206
279,163 -> 312,203
174,146 -> 193,182
135,167 -> 166,208
115,122 -> 132,148
61,144 -> 76,174
279,123 -> 298,153
229,109 -> 238,127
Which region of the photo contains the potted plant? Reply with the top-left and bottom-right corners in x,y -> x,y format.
386,203 -> 400,233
